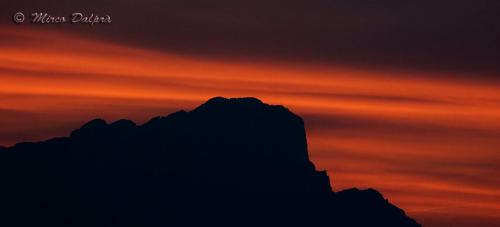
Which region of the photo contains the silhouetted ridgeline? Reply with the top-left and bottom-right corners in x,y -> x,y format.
0,97 -> 420,227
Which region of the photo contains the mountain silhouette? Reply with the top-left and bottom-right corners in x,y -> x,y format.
0,97 -> 420,227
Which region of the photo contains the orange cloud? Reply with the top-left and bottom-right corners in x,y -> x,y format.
1,26 -> 500,227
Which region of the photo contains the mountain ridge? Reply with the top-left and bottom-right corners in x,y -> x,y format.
0,97 -> 420,227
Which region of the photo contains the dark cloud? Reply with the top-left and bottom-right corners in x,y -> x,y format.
314,146 -> 500,190
1,0 -> 500,77
303,113 -> 500,140
285,91 -> 454,104
418,215 -> 500,227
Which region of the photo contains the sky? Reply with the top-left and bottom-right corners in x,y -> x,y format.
1,1 -> 500,226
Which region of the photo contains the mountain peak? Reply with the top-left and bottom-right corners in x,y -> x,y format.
70,118 -> 108,137
0,97 -> 420,227
204,96 -> 264,106
193,97 -> 276,114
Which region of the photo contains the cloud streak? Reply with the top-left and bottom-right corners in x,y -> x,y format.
2,0 -> 500,75
1,26 -> 500,227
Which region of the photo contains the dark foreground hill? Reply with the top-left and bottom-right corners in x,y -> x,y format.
0,97 -> 420,227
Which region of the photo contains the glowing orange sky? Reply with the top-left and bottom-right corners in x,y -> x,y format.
1,26 -> 500,227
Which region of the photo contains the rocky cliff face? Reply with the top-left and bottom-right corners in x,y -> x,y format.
0,97 -> 420,227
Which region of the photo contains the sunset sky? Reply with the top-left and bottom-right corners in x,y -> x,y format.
1,1 -> 500,226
